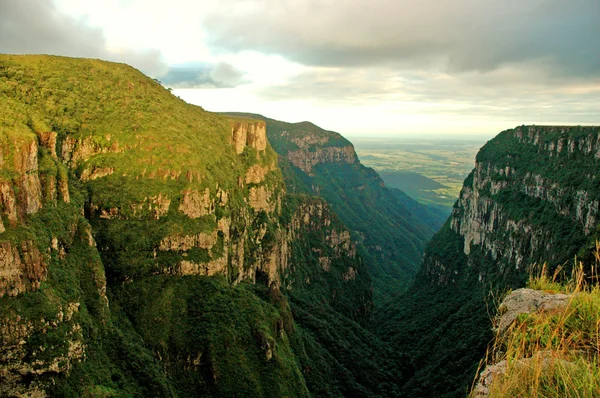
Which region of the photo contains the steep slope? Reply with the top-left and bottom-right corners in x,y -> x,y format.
0,55 -> 402,396
225,113 -> 446,298
380,125 -> 600,397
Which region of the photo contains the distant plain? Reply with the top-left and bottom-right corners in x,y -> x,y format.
352,136 -> 489,212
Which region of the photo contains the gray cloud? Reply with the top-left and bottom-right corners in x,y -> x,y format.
210,62 -> 249,87
159,62 -> 249,88
258,66 -> 600,123
203,0 -> 600,79
0,0 -> 168,76
201,0 -> 600,125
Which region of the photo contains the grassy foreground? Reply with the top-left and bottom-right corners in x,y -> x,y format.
473,260 -> 600,397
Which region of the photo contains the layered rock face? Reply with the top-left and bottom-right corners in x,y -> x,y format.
231,120 -> 267,154
425,125 -> 600,286
0,129 -> 108,396
287,142 -> 357,175
275,126 -> 358,175
0,55 -> 373,397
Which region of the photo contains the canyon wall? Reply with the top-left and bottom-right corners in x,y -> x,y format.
0,55 -> 374,397
382,125 -> 600,397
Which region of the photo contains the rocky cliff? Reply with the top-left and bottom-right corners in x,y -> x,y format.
224,113 -> 445,300
0,55 -> 381,397
380,125 -> 600,397
426,125 -> 600,287
283,128 -> 357,175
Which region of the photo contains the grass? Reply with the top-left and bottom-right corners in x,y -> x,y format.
472,257 -> 600,397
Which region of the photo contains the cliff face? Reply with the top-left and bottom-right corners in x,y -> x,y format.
0,125 -> 108,396
381,125 -> 600,397
426,125 -> 600,287
283,129 -> 357,175
224,113 -> 442,299
0,55 -> 377,396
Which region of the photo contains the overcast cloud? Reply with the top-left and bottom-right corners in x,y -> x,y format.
0,0 -> 168,76
1,0 -> 598,135
203,0 -> 600,78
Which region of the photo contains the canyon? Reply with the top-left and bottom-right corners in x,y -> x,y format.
1,55 -> 600,397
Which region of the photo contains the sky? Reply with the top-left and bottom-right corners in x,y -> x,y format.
1,0 -> 599,137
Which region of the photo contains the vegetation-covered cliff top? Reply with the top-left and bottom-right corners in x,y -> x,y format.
0,55 -> 278,203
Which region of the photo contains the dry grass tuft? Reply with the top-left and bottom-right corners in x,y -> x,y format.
471,249 -> 600,397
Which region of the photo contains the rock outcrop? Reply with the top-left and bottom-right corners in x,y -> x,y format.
495,288 -> 571,335
287,144 -> 356,175
472,288 -> 574,397
231,120 -> 267,154
178,188 -> 214,218
0,241 -> 46,297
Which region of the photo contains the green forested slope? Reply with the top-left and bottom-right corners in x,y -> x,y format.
0,55 -> 409,397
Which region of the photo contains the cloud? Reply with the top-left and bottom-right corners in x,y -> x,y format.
0,0 -> 168,76
202,0 -> 600,80
159,62 -> 249,88
256,65 -> 600,124
210,62 -> 249,87
197,0 -> 600,125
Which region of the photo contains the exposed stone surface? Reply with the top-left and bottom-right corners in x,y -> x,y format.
159,230 -> 218,251
17,139 -> 43,216
0,241 -> 46,297
99,207 -> 119,219
61,136 -> 123,166
0,181 -> 18,227
328,229 -> 356,258
36,132 -> 58,159
287,145 -> 356,175
290,132 -> 329,148
245,164 -> 271,184
58,174 -> 70,203
179,257 -> 228,276
178,188 -> 213,218
319,256 -> 331,271
80,166 -> 115,181
342,267 -> 357,281
131,194 -> 171,219
0,136 -> 72,230
231,120 -> 267,155
248,186 -> 274,212
0,303 -> 85,398
472,352 -> 575,397
496,288 -> 571,335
